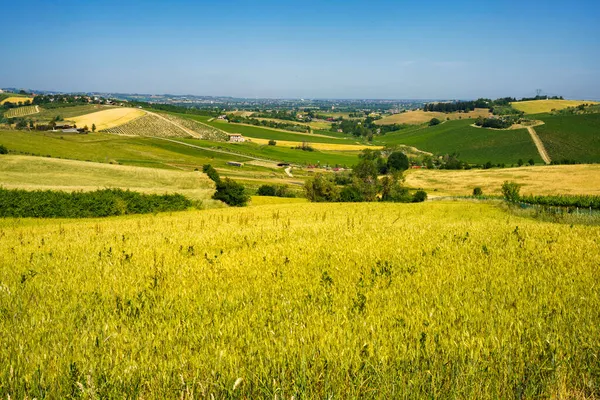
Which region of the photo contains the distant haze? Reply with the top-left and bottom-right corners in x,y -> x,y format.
2,0 -> 599,100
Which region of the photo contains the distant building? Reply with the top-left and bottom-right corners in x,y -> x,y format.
228,133 -> 245,143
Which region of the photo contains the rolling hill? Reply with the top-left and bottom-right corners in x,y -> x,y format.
511,99 -> 598,114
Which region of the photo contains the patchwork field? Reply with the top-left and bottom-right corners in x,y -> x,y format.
198,117 -> 351,143
375,119 -> 542,165
534,113 -> 600,163
68,107 -> 146,130
4,105 -> 39,118
376,108 -> 491,125
511,100 -> 599,114
0,155 -> 215,201
1,201 -> 599,398
406,164 -> 600,196
247,136 -> 383,151
0,96 -> 33,105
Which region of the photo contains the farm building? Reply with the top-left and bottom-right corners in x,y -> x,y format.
228,133 -> 245,143
227,161 -> 244,167
53,122 -> 75,129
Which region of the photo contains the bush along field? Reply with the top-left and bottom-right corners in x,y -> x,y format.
0,188 -> 193,218
0,201 -> 599,398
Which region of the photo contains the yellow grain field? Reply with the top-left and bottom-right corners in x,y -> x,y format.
405,164 -> 600,196
68,107 -> 146,130
511,100 -> 599,114
0,96 -> 34,105
376,108 -> 491,125
247,136 -> 383,151
1,201 -> 599,397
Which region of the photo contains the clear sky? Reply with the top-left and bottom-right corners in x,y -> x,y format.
2,0 -> 599,99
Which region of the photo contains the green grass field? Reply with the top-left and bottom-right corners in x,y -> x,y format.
185,115 -> 351,143
535,113 -> 600,163
177,138 -> 360,167
374,120 -> 543,165
1,201 -> 599,398
0,155 -> 216,201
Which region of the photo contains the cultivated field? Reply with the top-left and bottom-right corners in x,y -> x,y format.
535,113 -> 600,163
34,105 -> 115,122
4,105 -> 39,118
0,96 -> 33,105
104,113 -> 192,138
376,108 -> 491,125
247,136 -> 383,151
406,164 -> 600,196
68,107 -> 146,130
0,155 -> 215,201
375,119 -> 542,165
1,201 -> 598,398
511,99 -> 599,114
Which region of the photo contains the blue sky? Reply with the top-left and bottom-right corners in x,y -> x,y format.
2,0 -> 599,99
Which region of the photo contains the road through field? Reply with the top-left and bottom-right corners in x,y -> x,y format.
527,126 -> 552,164
158,137 -> 280,165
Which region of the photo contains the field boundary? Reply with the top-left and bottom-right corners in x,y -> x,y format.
527,126 -> 551,164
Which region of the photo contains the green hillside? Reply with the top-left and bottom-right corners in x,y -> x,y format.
535,113 -> 600,163
184,115 -> 351,143
374,120 -> 542,165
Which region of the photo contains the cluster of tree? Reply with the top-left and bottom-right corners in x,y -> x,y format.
330,117 -> 407,138
252,110 -> 300,122
292,142 -> 315,152
0,188 -> 192,218
226,114 -> 310,133
474,116 -> 519,129
2,116 -> 95,133
518,95 -> 563,102
203,164 -> 249,206
126,101 -> 218,117
1,99 -> 32,109
423,99 -> 491,113
256,184 -> 295,197
305,149 -> 426,203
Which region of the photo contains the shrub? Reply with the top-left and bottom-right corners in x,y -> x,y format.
257,184 -> 292,197
268,139 -> 276,146
305,174 -> 340,202
473,187 -> 483,196
429,118 -> 441,126
0,144 -> 7,154
501,181 -> 521,203
213,178 -> 249,207
412,190 -> 428,202
387,152 -> 409,172
202,164 -> 221,183
0,188 -> 191,218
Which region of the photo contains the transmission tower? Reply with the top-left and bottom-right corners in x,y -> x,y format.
536,89 -> 542,97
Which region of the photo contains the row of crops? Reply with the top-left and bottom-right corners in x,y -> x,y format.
160,113 -> 228,141
103,114 -> 189,137
4,105 -> 39,118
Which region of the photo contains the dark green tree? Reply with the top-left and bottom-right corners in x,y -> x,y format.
213,178 -> 249,207
305,174 -> 340,202
387,152 -> 409,172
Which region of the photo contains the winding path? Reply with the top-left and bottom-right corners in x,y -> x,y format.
527,126 -> 552,164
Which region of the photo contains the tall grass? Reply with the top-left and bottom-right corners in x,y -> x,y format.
0,202 -> 599,398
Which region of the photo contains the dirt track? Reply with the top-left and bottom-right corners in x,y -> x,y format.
527,126 -> 552,164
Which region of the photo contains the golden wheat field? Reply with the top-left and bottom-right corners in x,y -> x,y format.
68,108 -> 146,131
406,164 -> 600,197
1,201 -> 599,398
375,108 -> 491,125
511,100 -> 599,114
248,136 -> 382,151
0,96 -> 34,105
